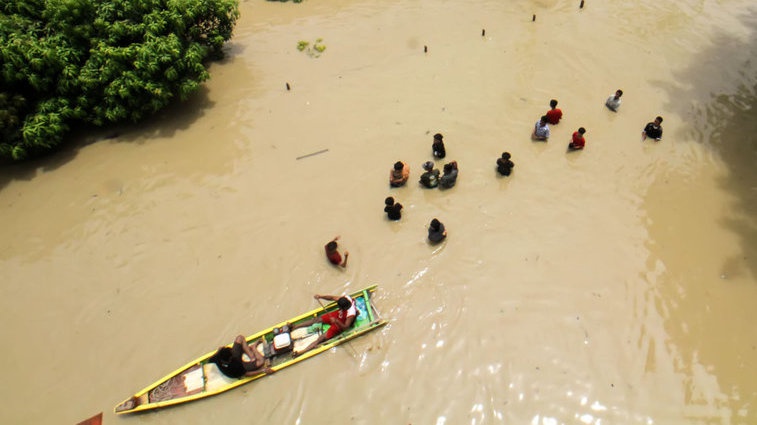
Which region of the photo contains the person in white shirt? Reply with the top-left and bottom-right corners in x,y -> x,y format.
532,115 -> 550,141
605,89 -> 623,112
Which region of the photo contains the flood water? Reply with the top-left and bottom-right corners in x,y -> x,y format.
1,1 -> 756,424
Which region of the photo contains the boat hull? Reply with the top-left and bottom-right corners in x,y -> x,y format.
114,285 -> 386,414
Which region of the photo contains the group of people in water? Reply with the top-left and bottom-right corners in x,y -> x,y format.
531,91 -> 664,148
385,132 -> 462,244
382,90 -> 666,246
210,89 -> 669,375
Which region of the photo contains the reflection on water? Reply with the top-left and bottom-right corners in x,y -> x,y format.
646,4 -> 757,424
1,0 -> 756,424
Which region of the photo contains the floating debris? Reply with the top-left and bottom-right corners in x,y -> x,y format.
296,148 -> 329,160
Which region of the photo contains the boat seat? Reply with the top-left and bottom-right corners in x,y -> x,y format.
183,367 -> 205,393
203,363 -> 237,391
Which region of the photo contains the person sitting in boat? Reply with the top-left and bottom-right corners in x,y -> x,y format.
209,335 -> 274,379
292,294 -> 357,357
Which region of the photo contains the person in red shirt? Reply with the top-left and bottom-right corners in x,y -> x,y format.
545,99 -> 562,125
568,127 -> 586,150
324,236 -> 348,267
293,294 -> 358,356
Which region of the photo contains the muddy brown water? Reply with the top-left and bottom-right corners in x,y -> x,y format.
1,1 -> 756,424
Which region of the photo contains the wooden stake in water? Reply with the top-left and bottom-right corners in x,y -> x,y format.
580,0 -> 584,8
296,149 -> 329,160
286,82 -> 291,91
532,14 -> 536,22
482,29 -> 485,36
424,45 -> 428,53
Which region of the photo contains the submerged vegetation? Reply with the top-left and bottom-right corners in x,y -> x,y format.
0,0 -> 239,161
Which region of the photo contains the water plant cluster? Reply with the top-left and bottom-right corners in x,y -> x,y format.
297,38 -> 327,58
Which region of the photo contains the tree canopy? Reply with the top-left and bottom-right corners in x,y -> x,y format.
0,0 -> 239,161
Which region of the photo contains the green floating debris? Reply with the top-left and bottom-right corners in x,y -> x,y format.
296,38 -> 327,57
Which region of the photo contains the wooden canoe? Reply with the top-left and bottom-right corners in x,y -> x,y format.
76,412 -> 102,425
114,285 -> 386,414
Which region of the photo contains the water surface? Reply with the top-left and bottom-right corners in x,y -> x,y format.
1,1 -> 756,424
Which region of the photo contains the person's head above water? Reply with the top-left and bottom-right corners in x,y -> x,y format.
394,161 -> 404,171
550,99 -> 558,108
385,196 -> 395,206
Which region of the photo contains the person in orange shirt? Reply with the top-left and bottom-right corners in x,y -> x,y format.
389,161 -> 410,187
545,99 -> 562,125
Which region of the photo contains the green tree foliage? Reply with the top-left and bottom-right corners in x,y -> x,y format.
0,0 -> 239,161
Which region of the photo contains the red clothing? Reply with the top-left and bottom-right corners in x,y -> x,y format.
571,131 -> 585,148
546,108 -> 562,125
326,250 -> 342,265
321,298 -> 357,339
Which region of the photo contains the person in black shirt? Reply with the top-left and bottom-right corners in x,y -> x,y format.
439,161 -> 458,189
496,152 -> 514,176
209,335 -> 274,379
419,161 -> 440,188
428,218 -> 447,244
432,133 -> 446,159
384,197 -> 403,220
642,116 -> 663,141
